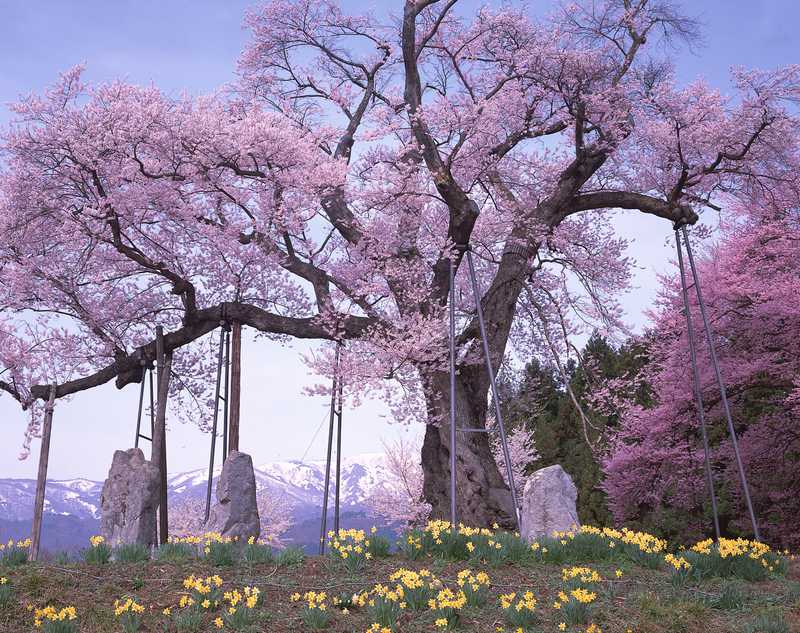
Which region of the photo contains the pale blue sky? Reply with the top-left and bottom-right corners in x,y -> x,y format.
1,1 -> 797,479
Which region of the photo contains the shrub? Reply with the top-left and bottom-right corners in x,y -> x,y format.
114,543 -> 150,563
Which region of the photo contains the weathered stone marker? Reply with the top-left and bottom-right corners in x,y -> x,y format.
205,450 -> 260,541
100,448 -> 160,547
520,464 -> 580,542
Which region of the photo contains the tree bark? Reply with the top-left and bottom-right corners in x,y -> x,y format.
420,366 -> 516,529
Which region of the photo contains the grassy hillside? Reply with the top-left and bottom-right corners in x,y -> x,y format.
1,524 -> 798,633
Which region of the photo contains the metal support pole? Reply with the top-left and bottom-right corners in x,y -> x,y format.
333,366 -> 344,534
465,248 -> 521,527
676,230 -> 721,540
148,367 -> 155,444
134,362 -> 147,449
204,326 -> 227,523
319,345 -> 340,554
680,226 -> 760,540
449,255 -> 458,528
30,385 -> 56,562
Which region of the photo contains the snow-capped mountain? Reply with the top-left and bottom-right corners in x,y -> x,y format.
0,478 -> 103,522
0,453 -> 392,553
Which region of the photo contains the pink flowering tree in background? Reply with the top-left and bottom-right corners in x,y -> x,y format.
367,436 -> 431,527
169,492 -> 294,544
1,0 -> 798,528
603,183 -> 800,548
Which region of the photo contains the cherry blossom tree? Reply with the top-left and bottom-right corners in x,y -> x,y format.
169,492 -> 294,544
367,436 -> 431,527
603,185 -> 800,547
2,0 -> 798,527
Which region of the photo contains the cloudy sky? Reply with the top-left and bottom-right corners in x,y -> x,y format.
1,1 -> 797,480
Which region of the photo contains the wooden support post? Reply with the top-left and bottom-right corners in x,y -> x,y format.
30,385 -> 56,562
153,327 -> 172,544
229,321 -> 242,455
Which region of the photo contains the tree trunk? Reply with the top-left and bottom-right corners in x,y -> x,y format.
420,365 -> 516,529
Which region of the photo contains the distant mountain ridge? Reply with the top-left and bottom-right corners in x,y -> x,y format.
0,453 -> 392,553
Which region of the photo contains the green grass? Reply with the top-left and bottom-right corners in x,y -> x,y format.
0,532 -> 795,633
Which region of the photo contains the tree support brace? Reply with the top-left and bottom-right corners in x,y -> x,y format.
319,343 -> 344,554
133,358 -> 155,448
449,245 -> 521,530
675,226 -> 760,541
30,385 -> 56,561
204,321 -> 232,523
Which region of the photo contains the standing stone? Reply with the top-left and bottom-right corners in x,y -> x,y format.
520,464 -> 580,542
100,448 -> 159,547
205,451 -> 260,541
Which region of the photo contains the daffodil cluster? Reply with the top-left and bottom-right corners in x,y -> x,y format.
327,528 -> 373,572
366,582 -> 407,628
388,568 -> 439,610
113,597 -> 145,633
537,525 -> 667,568
554,566 -> 599,625
678,537 -> 787,581
429,587 -> 466,630
222,586 -> 260,628
0,537 -> 31,550
83,535 -> 111,564
0,537 -> 31,566
499,590 -> 538,630
456,568 -> 491,607
33,605 -> 78,632
291,591 -> 332,629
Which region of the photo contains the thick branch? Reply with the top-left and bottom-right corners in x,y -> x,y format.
569,191 -> 699,225
26,302 -> 374,402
